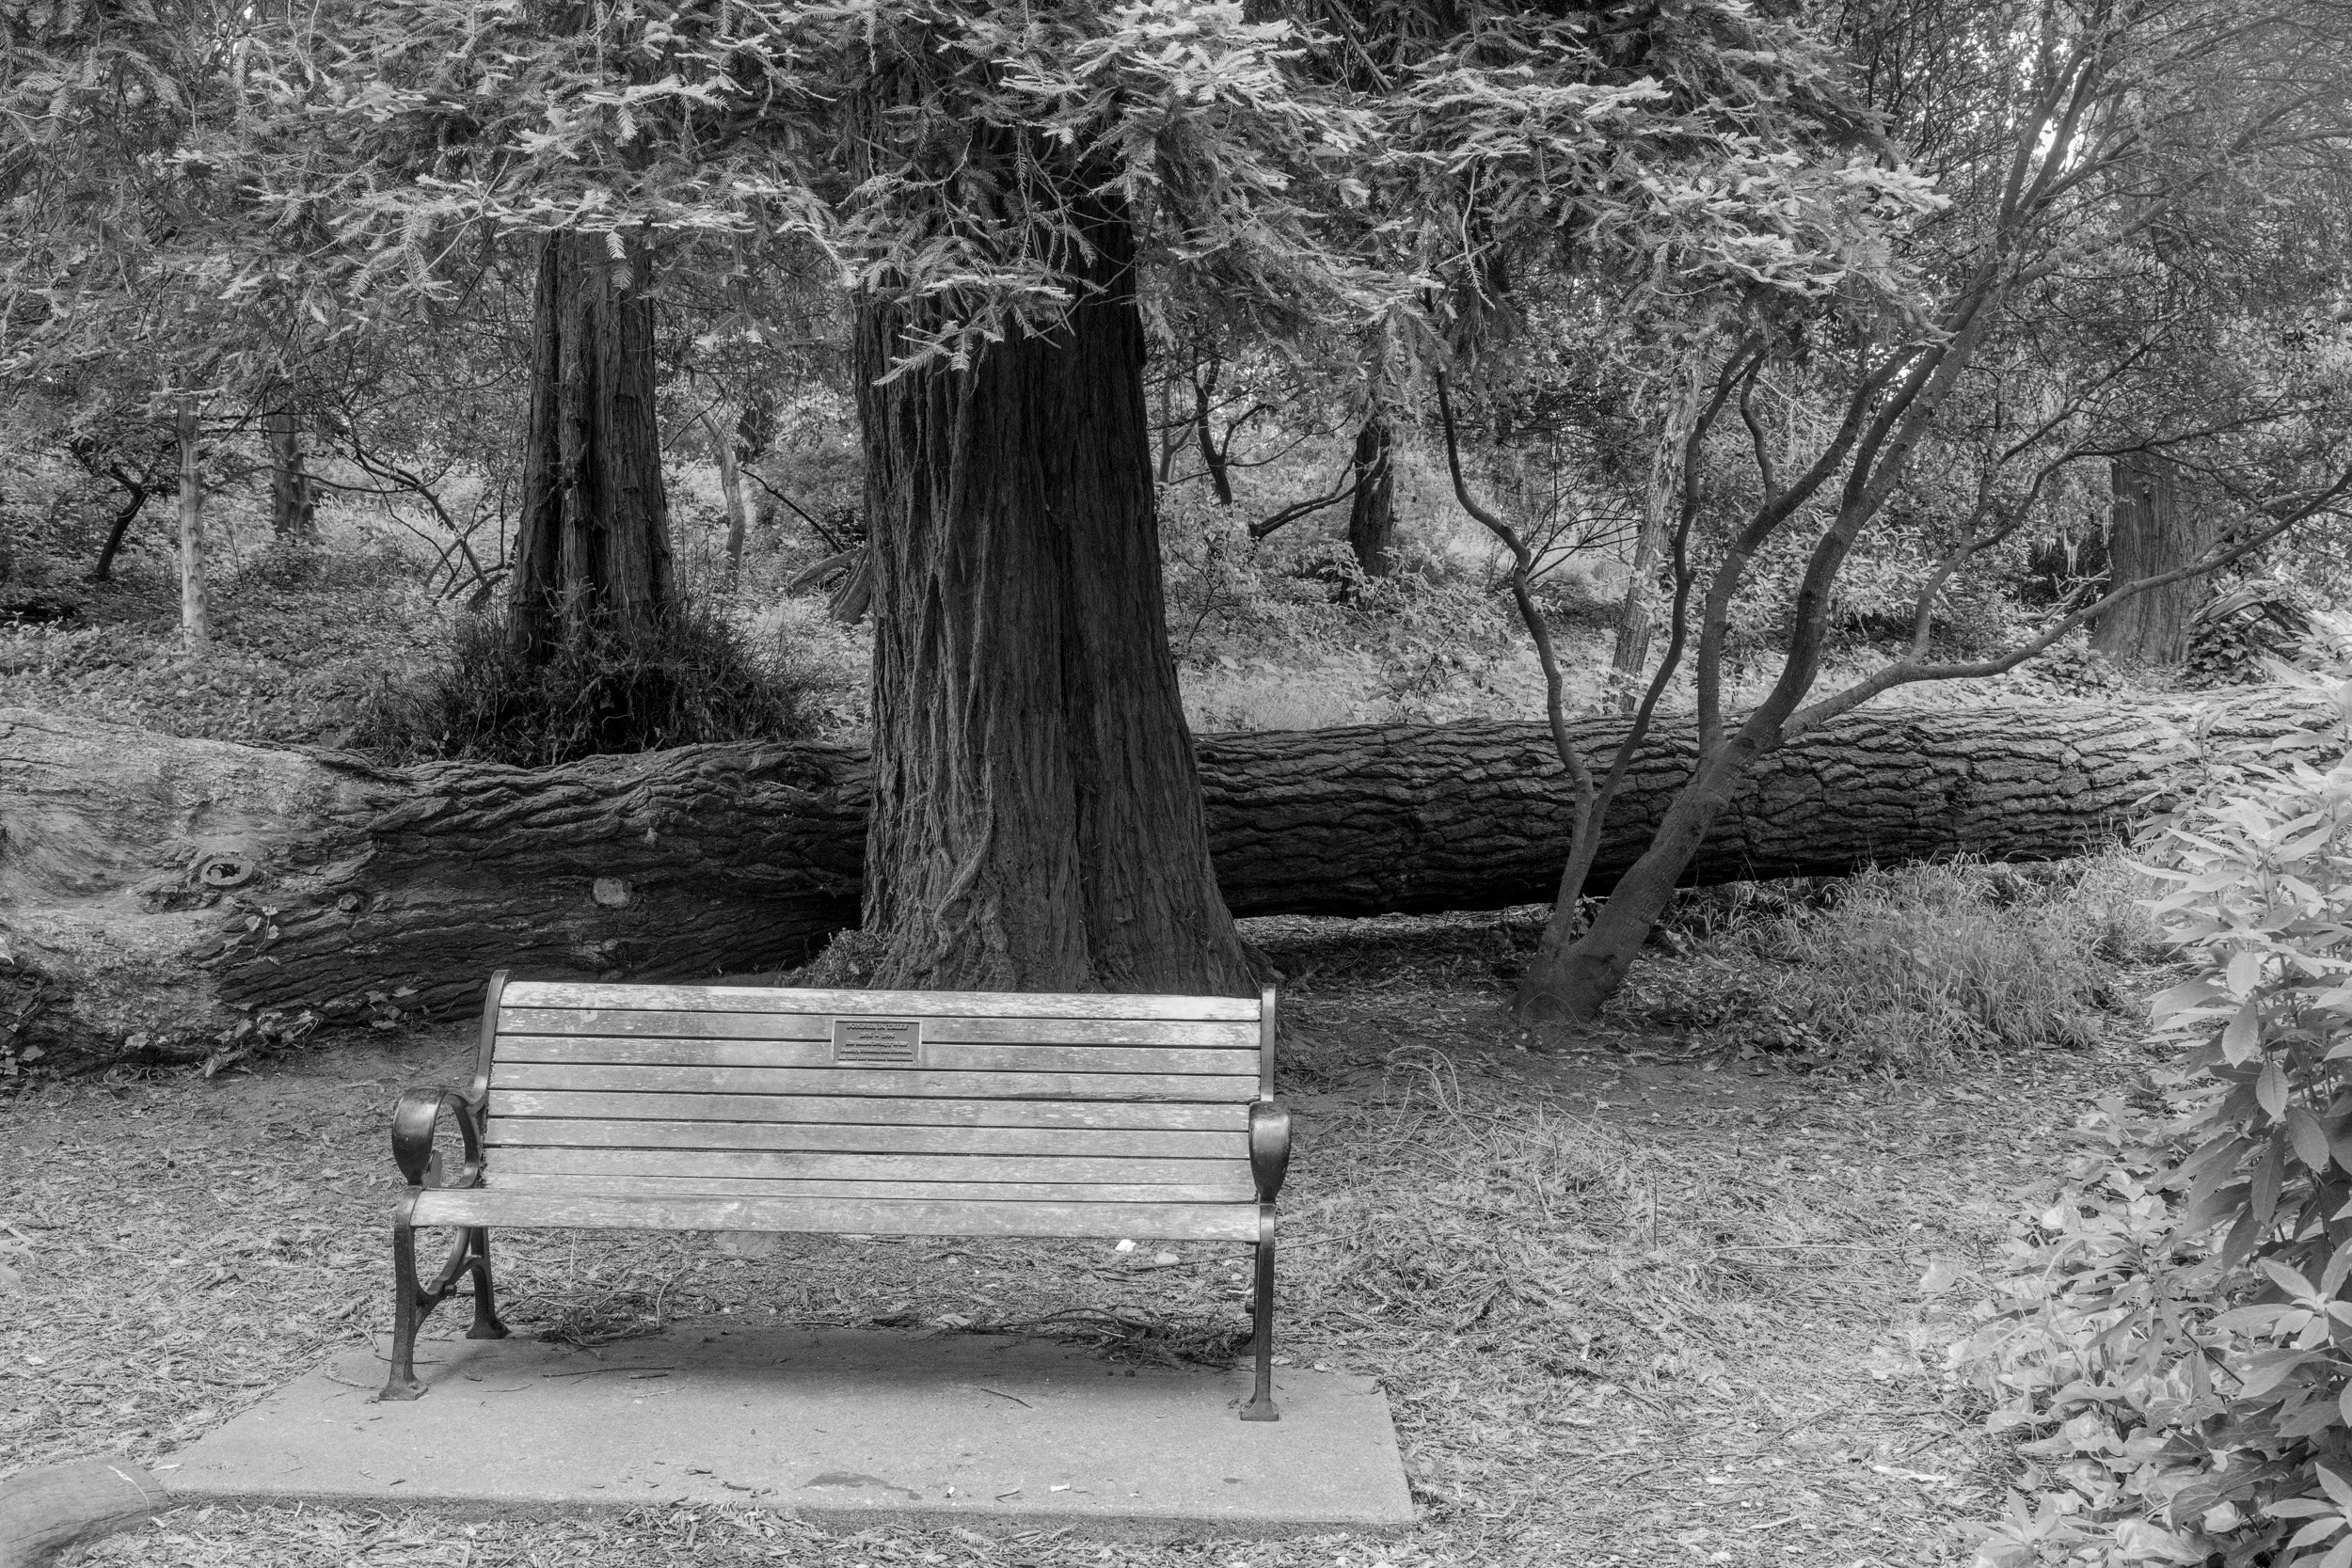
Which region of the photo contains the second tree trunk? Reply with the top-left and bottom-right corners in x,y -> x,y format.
2090,452 -> 2213,670
508,231 -> 675,657
1346,418 -> 1396,578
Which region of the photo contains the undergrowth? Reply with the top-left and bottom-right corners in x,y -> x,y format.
1615,858 -> 2168,1068
1953,678 -> 2352,1568
351,602 -> 816,767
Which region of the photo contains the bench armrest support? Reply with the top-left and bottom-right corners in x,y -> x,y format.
1248,1101 -> 1291,1202
390,1088 -> 486,1189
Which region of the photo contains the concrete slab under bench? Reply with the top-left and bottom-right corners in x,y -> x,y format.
159,1326 -> 1413,1537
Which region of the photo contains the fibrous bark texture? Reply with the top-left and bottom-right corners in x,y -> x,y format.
2091,452 -> 2214,670
508,230 -> 675,657
856,208 -> 1248,997
1345,418 -> 1396,578
265,404 -> 316,540
4,696 -> 2290,1069
174,397 -> 208,652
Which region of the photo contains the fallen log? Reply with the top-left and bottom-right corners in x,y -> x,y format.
0,697 -> 2276,1068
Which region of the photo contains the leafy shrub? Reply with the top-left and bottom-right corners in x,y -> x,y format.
1952,687 -> 2352,1567
352,601 -> 815,767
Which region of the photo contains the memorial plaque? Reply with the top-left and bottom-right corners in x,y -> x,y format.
831,1017 -> 923,1067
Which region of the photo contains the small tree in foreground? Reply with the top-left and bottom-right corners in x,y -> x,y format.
1441,0 -> 2352,1023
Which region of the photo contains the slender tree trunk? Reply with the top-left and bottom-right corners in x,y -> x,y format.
1345,417 -> 1396,578
265,401 -> 315,540
1193,363 -> 1234,506
703,405 -> 750,580
855,207 -> 1250,995
2090,451 -> 2212,669
509,230 -> 675,658
89,478 -> 149,583
173,397 -> 208,653
1610,366 -> 1701,710
1157,373 -> 1182,484
1515,738 -> 1760,1021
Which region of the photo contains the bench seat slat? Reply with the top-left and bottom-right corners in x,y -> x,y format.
487,1090 -> 1248,1130
488,1147 -> 1245,1184
499,1009 -> 1257,1048
481,1175 -> 1257,1202
484,1117 -> 1246,1159
488,1063 -> 1258,1102
408,1189 -> 1263,1242
500,981 -> 1260,1022
497,1036 -> 1260,1077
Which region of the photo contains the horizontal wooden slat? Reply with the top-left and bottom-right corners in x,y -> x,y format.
499,1009 -> 1257,1048
487,1090 -> 1248,1131
408,1189 -> 1263,1242
484,1117 -> 1246,1159
488,1062 -> 1257,1102
482,1175 -> 1256,1203
500,981 -> 1260,1022
492,1147 -> 1243,1185
496,1035 -> 1259,1077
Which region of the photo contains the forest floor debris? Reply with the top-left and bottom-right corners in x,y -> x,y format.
0,911 -> 2162,1565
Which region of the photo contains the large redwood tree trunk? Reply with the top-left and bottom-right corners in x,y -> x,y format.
508,231 -> 675,658
854,210 -> 1251,995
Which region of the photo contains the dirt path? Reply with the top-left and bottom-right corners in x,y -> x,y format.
0,955 -> 2147,1567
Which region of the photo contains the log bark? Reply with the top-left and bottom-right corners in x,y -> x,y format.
0,696 -> 2299,1069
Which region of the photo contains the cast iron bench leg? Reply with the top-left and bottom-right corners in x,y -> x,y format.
383,1212 -> 506,1401
1242,1206 -> 1279,1421
383,1215 -> 428,1402
465,1227 -> 511,1341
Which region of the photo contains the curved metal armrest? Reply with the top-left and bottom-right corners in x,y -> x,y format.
390,1087 -> 486,1189
1248,1101 -> 1292,1203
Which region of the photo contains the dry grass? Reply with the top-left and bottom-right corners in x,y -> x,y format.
1611,858 -> 2170,1069
0,902 -> 2169,1567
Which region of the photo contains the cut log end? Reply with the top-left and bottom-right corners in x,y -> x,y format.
0,1459 -> 167,1567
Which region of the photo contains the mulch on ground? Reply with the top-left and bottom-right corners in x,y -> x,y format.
0,913 -> 2157,1566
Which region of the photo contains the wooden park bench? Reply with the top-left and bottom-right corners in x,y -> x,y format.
382,972 -> 1295,1419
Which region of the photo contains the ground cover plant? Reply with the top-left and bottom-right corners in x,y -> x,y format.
0,889 -> 2172,1567
1952,686 -> 2352,1567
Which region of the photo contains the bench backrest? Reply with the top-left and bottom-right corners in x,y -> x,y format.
469,977 -> 1273,1214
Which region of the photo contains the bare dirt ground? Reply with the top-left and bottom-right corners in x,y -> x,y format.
0,913 -> 2152,1567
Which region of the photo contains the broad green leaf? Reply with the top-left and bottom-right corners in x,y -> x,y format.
2324,1236 -> 2352,1296
2291,1106 -> 2333,1172
2231,950 -> 2266,995
2295,1517 -> 2352,1548
2263,1258 -> 2320,1300
2261,1058 -> 2292,1120
2272,1497 -> 2345,1519
2225,1002 -> 2265,1064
